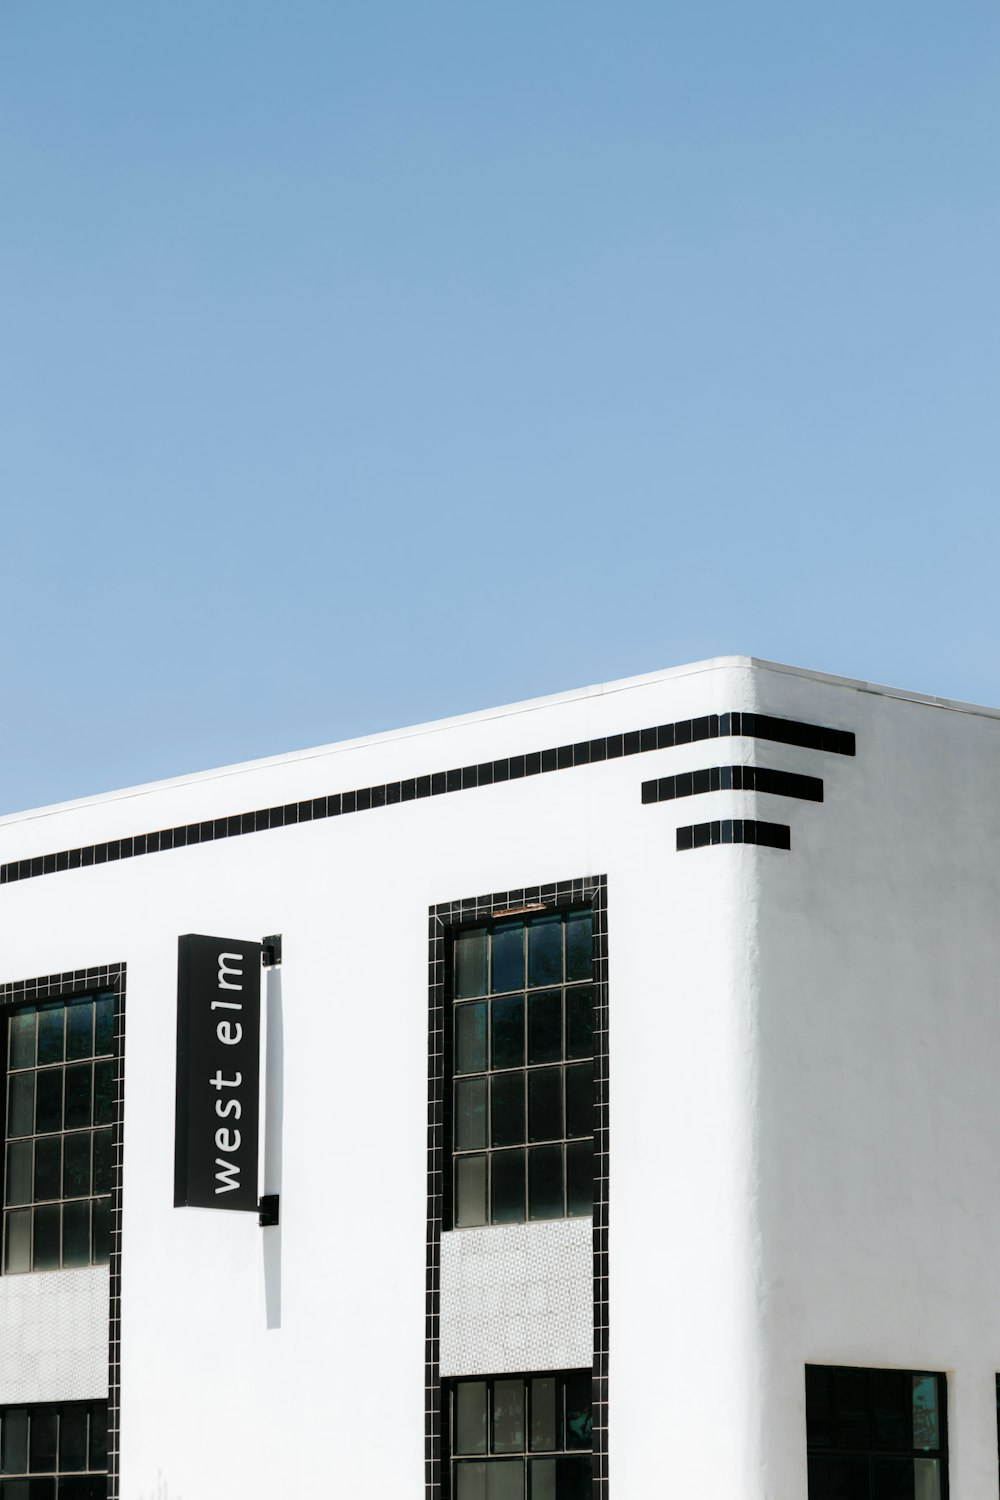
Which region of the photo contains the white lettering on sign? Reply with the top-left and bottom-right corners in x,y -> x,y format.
214,1159 -> 241,1194
217,953 -> 244,991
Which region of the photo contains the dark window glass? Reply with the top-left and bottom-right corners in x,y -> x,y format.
4,1211 -> 30,1274
493,1381 -> 525,1455
8,1013 -> 35,1071
451,1374 -> 591,1499
564,911 -> 593,982
564,1065 -> 592,1138
62,1202 -> 89,1269
455,1156 -> 487,1229
88,1409 -> 107,1472
807,1366 -> 834,1449
911,1377 -> 939,1452
454,929 -> 488,1000
566,1142 -> 593,1217
455,1079 -> 487,1152
28,1413 -> 57,1474
528,1146 -> 562,1220
58,1411 -> 87,1474
0,1404 -> 106,1493
63,1070 -> 91,1134
455,1383 -> 488,1455
491,923 -> 524,994
1,1412 -> 28,1474
530,1378 -> 559,1452
565,990 -> 593,1060
91,1199 -> 110,1266
32,1207 -> 60,1272
806,1367 -> 946,1500
8,1077 -> 33,1140
455,1004 -> 487,1075
528,1070 -> 562,1143
5,1145 -> 32,1208
527,916 -> 562,989
34,1141 -> 61,1203
453,1461 -> 486,1500
871,1371 -> 908,1452
491,1075 -> 525,1148
527,992 -> 561,1066
35,1075 -> 62,1137
65,1004 -> 93,1064
94,996 -> 114,1058
92,1066 -> 113,1129
64,1136 -> 92,1200
491,1150 -> 525,1224
36,1009 -> 64,1069
565,1375 -> 592,1450
491,998 -> 524,1071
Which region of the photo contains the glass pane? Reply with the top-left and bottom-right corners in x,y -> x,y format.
3,1480 -> 30,1500
835,1368 -> 870,1449
455,929 -> 487,999
491,923 -> 524,994
7,1076 -> 33,1139
808,1453 -> 869,1499
527,915 -> 561,988
554,1456 -> 592,1496
455,1383 -> 488,1454
527,992 -> 561,1066
28,1482 -> 56,1500
911,1376 -> 939,1451
63,1200 -> 90,1268
66,1000 -> 95,1062
913,1458 -> 940,1500
455,1004 -> 487,1075
94,994 -> 114,1057
1,1410 -> 28,1474
37,1005 -> 65,1067
64,1066 -> 92,1132
871,1370 -> 908,1452
564,1065 -> 592,1138
566,1141 -> 593,1217
8,1011 -> 36,1071
454,1462 -> 487,1500
491,998 -> 524,1071
565,910 -> 593,982
528,1070 -> 562,1143
492,1379 -> 525,1454
491,1149 -> 525,1224
455,1079 -> 487,1152
565,990 -> 593,1060
4,1211 -> 31,1275
565,1374 -> 592,1450
491,1074 -> 525,1147
530,1378 -> 559,1451
34,1139 -> 62,1202
56,1479 -> 102,1500
528,1458 -> 556,1500
65,1134 -> 93,1199
806,1366 -> 834,1449
870,1457 -> 915,1499
33,1205 -> 61,1271
528,1146 -> 562,1220
29,1410 -> 57,1472
35,1072 -> 63,1135
88,1407 -> 107,1471
91,1132 -> 111,1196
91,1199 -> 110,1265
486,1460 -> 523,1500
455,1157 -> 487,1228
59,1409 -> 88,1472
5,1143 -> 33,1207
93,1064 -> 113,1128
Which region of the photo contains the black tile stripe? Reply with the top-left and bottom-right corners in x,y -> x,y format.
642,765 -> 823,805
0,963 -> 126,1500
0,711 -> 852,888
427,877 -> 609,1500
677,819 -> 791,851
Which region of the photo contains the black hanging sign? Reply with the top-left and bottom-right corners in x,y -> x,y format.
174,934 -> 262,1212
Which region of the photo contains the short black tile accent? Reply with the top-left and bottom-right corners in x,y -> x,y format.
642,764 -> 823,805
676,819 -> 791,851
0,709 -> 850,886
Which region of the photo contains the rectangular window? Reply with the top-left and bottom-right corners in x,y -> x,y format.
448,1371 -> 592,1499
806,1365 -> 947,1500
450,909 -> 594,1229
0,1399 -> 107,1496
3,993 -> 114,1274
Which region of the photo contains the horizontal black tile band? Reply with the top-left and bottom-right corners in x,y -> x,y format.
677,820 -> 791,851
677,816 -> 791,852
0,709 -> 847,886
642,765 -> 823,805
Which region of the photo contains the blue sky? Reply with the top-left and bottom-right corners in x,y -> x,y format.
2,2 -> 998,814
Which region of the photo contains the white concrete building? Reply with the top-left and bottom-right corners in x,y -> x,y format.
0,654 -> 996,1499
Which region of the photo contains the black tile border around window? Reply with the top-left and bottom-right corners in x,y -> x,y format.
642,765 -> 823,805
1,710 -> 853,888
677,820 -> 791,851
427,876 -> 608,1500
0,963 -> 125,1500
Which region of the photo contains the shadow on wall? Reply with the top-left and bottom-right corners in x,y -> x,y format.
262,967 -> 283,1330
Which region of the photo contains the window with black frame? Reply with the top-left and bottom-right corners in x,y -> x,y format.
806,1365 -> 947,1500
3,993 -> 114,1275
450,909 -> 593,1229
449,1371 -> 592,1500
0,1399 -> 107,1497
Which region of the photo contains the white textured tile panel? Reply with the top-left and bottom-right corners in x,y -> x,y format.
0,1266 -> 109,1403
439,1218 -> 592,1376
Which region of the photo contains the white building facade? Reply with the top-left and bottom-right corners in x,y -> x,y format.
0,655 -> 997,1498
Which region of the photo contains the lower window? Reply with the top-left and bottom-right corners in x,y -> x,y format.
0,1400 -> 107,1497
448,1371 -> 592,1499
806,1365 -> 947,1500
